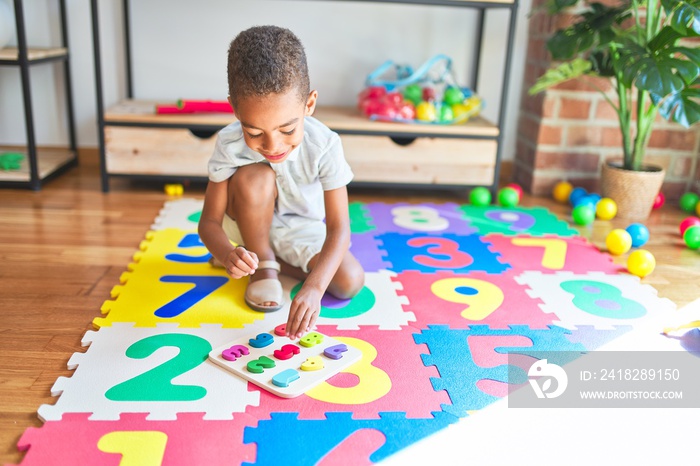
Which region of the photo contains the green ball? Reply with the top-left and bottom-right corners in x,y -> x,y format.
679,192 -> 699,213
443,86 -> 465,106
684,225 -> 700,249
438,104 -> 454,122
498,187 -> 520,207
403,84 -> 423,106
572,205 -> 595,225
470,187 -> 492,206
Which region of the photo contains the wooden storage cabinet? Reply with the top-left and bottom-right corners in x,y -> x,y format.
91,0 -> 518,193
341,135 -> 497,185
105,127 -> 215,176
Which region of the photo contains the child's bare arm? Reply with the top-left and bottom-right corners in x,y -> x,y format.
198,180 -> 258,278
286,187 -> 351,338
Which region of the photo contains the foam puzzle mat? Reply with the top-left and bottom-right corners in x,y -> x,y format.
10,199 -> 680,465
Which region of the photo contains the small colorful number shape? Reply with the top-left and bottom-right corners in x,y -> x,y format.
273,344 -> 301,361
324,344 -> 348,360
274,324 -> 287,336
165,233 -> 212,263
247,356 -> 276,374
301,356 -> 325,372
300,332 -> 324,348
222,344 -> 250,362
377,232 -> 509,274
272,369 -> 300,388
390,205 -> 450,232
560,280 -> 646,320
249,333 -> 274,348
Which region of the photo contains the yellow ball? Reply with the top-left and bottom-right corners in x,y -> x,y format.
596,197 -> 618,220
606,229 -> 632,255
627,249 -> 656,278
696,200 -> 700,216
416,102 -> 437,122
553,181 -> 573,204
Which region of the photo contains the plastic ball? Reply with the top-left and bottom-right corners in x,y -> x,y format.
403,84 -> 423,106
679,192 -> 700,212
697,201 -> 700,217
437,104 -> 454,122
498,187 -> 520,207
572,205 -> 595,225
552,181 -> 573,204
469,187 -> 492,206
627,249 -> 656,278
416,101 -> 437,122
626,223 -> 650,247
505,182 -> 523,201
679,217 -> 700,236
443,86 -> 465,106
596,198 -> 617,220
574,195 -> 598,210
569,187 -> 588,206
606,229 -> 633,255
652,192 -> 665,209
684,225 -> 700,250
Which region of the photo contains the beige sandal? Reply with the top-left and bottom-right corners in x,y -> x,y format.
244,260 -> 284,312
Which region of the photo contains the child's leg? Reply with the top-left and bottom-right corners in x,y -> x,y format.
280,251 -> 365,300
227,163 -> 281,308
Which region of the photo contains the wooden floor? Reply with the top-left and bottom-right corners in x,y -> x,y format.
1,156 -> 699,464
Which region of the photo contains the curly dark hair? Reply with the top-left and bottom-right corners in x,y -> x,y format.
227,26 -> 310,107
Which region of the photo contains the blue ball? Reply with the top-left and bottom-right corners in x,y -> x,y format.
626,223 -> 650,247
569,187 -> 588,206
574,195 -> 598,210
587,193 -> 602,204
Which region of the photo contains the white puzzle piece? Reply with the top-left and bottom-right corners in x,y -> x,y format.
209,326 -> 362,398
38,323 -> 260,421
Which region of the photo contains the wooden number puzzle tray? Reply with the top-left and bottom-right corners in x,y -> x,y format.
209,327 -> 362,398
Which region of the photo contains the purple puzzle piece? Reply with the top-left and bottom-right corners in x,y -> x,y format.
350,233 -> 392,272
366,202 -> 476,236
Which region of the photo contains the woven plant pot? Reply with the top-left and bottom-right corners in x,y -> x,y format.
600,161 -> 665,220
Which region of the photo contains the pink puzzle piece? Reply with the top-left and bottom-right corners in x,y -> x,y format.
245,325 -> 450,420
470,335 -> 533,399
483,234 -> 623,274
395,270 -> 555,330
11,413 -> 257,466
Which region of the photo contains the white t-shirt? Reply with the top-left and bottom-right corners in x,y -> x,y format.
208,116 -> 354,230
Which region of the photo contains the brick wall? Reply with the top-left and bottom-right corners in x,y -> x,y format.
515,0 -> 700,200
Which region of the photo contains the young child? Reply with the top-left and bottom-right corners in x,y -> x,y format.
198,25 -> 365,339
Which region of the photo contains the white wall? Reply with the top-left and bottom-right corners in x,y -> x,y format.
0,0 -> 531,161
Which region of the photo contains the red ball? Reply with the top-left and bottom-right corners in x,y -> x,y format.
505,182 -> 523,201
652,191 -> 665,209
679,216 -> 700,236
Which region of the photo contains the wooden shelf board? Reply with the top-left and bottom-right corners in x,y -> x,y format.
0,47 -> 68,62
105,100 -> 498,138
0,147 -> 76,182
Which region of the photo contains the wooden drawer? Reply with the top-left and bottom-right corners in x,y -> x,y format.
105,126 -> 215,176
340,135 -> 497,185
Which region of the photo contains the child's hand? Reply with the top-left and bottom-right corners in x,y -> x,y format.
223,246 -> 258,279
286,286 -> 323,339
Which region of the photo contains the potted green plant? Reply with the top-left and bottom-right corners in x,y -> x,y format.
529,0 -> 700,218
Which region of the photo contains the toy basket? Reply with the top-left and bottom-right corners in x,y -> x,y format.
357,54 -> 482,125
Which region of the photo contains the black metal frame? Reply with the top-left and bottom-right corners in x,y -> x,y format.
0,0 -> 78,190
91,0 -> 519,194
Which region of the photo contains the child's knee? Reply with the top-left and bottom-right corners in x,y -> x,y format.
330,263 -> 365,300
230,164 -> 276,203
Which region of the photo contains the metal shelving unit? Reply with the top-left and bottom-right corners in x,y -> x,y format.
0,0 -> 77,190
90,0 -> 518,193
